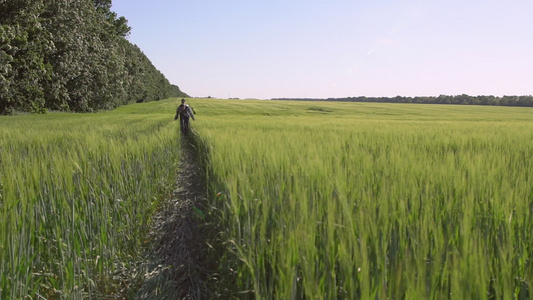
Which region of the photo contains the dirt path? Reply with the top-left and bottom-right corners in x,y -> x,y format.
134,134 -> 214,299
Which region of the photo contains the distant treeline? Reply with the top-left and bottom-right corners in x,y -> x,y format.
274,94 -> 533,107
0,0 -> 188,114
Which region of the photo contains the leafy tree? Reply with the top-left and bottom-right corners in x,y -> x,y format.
1,0 -> 184,114
0,0 -> 50,113
278,94 -> 533,107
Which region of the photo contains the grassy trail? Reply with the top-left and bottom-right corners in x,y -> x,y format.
132,133 -> 214,299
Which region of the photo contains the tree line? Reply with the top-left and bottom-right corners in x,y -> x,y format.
274,94 -> 533,107
0,0 -> 188,114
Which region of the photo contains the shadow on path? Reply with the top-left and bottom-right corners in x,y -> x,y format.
135,133 -> 214,299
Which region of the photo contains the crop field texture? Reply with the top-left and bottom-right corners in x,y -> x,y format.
192,99 -> 533,299
0,100 -> 181,298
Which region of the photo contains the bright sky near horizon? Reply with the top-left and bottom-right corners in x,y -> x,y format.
112,0 -> 533,99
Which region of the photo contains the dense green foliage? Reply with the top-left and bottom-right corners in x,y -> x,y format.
192,99 -> 533,299
0,0 -> 187,114
276,94 -> 533,107
0,98 -> 182,298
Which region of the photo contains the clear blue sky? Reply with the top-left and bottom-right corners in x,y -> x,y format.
112,0 -> 533,99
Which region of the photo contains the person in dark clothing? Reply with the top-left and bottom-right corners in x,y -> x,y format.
174,99 -> 195,133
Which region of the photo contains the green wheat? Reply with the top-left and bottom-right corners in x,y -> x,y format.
0,99 -> 182,298
194,99 -> 533,299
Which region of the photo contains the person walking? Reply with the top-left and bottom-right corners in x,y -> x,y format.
174,99 -> 195,134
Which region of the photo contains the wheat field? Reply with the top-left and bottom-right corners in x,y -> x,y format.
1,98 -> 532,299
192,99 -> 533,299
0,100 -> 181,298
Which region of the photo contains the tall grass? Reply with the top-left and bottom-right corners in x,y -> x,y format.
0,99 -> 182,298
193,99 -> 533,299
